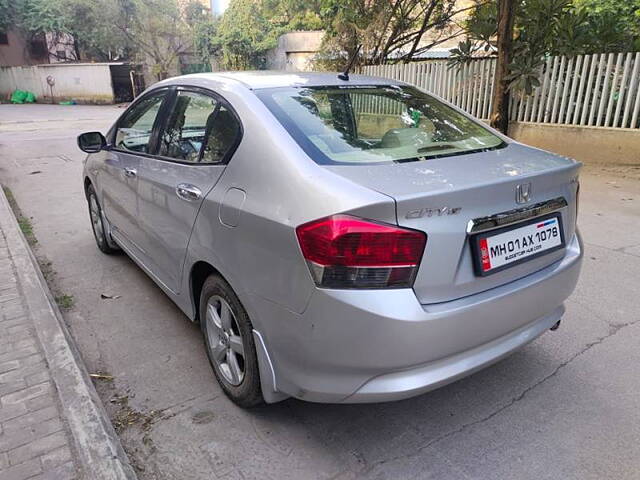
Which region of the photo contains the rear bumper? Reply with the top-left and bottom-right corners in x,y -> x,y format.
253,232 -> 583,403
345,305 -> 562,402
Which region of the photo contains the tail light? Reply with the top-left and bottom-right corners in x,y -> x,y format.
295,215 -> 426,289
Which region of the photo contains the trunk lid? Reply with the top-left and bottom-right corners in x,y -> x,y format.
327,143 -> 581,304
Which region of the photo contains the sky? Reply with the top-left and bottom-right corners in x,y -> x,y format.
210,0 -> 230,15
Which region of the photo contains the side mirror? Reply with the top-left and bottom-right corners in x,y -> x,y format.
78,131 -> 107,153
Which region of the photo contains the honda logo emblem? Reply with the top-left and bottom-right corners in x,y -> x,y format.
516,183 -> 532,204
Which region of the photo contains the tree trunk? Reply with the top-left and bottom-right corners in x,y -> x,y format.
490,0 -> 515,134
403,2 -> 437,63
72,34 -> 81,62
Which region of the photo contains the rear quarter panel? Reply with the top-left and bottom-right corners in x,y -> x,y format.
181,82 -> 396,327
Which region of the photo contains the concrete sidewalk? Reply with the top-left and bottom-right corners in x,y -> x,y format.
0,188 -> 135,480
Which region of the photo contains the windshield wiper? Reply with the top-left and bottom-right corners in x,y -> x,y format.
417,144 -> 456,153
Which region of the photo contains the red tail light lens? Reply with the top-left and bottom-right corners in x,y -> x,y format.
296,215 -> 426,288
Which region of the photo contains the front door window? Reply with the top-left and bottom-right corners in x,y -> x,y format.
115,91 -> 166,153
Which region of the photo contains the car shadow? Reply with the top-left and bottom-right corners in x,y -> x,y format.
105,253 -> 566,479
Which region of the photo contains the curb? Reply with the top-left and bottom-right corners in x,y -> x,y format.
0,187 -> 137,480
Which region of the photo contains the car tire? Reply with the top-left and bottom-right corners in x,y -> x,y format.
87,184 -> 118,254
200,274 -> 263,408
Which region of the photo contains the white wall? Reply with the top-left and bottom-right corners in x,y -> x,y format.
0,63 -> 116,103
509,122 -> 640,165
266,31 -> 324,71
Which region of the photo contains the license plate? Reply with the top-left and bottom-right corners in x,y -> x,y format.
471,213 -> 565,276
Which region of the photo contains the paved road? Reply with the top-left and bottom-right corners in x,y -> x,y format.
1,104 -> 639,480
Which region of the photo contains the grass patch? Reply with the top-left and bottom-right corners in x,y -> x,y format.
3,184 -> 74,312
55,294 -> 74,310
17,216 -> 35,239
2,186 -> 38,246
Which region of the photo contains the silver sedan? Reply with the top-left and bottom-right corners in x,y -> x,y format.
78,71 -> 582,406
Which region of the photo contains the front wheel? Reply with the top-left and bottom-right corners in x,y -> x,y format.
87,184 -> 117,254
200,274 -> 263,408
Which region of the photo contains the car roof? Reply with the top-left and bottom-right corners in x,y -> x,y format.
165,71 -> 405,90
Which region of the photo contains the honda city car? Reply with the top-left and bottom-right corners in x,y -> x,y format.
78,71 -> 582,406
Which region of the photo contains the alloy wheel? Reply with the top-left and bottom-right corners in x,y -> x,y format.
205,295 -> 246,386
89,194 -> 104,245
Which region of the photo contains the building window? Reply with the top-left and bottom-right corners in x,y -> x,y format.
28,34 -> 48,59
0,31 -> 8,45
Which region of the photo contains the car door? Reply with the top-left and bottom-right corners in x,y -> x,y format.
102,89 -> 168,253
135,87 -> 242,293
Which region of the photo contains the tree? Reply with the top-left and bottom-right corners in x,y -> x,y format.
490,0 -> 515,133
2,0 -> 132,61
194,0 -> 322,70
115,0 -> 191,80
262,0 -> 323,30
317,0 -> 475,68
59,0 -> 132,61
3,0 -> 194,76
0,0 -> 10,30
574,0 -> 640,50
193,16 -> 222,64
1,0 -> 77,61
453,0 -> 640,92
449,0 -> 640,132
10,0 -> 67,33
202,0 -> 276,69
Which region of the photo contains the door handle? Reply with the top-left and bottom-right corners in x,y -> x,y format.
176,183 -> 202,202
123,167 -> 137,178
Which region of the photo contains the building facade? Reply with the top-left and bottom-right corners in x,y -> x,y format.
0,28 -> 77,67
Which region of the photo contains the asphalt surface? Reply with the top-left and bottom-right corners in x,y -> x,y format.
1,103 -> 639,480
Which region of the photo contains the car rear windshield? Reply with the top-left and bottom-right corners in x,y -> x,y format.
256,85 -> 505,165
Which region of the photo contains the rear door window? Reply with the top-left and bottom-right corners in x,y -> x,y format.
158,91 -> 242,164
159,91 -> 219,162
201,105 -> 241,164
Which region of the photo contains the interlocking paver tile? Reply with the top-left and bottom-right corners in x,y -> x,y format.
0,233 -> 79,478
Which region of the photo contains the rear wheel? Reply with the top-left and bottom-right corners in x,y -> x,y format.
87,184 -> 117,254
200,274 -> 263,407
